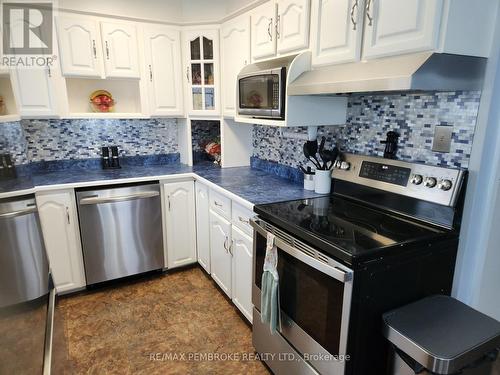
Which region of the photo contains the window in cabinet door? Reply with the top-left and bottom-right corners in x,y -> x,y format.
186,32 -> 218,113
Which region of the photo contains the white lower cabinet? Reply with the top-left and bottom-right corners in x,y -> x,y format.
195,182 -> 211,273
163,181 -> 197,269
209,209 -> 232,297
231,226 -> 253,322
36,190 -> 86,294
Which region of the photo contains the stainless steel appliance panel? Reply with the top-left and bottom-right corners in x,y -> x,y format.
0,196 -> 49,307
77,183 -> 164,285
0,195 -> 50,375
251,218 -> 353,375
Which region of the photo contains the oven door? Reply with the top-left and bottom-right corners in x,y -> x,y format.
237,67 -> 285,119
251,218 -> 353,375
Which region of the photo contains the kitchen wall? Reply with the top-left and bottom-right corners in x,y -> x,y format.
0,118 -> 179,165
252,91 -> 481,177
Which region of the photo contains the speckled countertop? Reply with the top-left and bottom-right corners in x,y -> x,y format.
0,162 -> 323,205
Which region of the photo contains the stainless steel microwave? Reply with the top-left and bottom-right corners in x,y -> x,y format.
237,67 -> 286,119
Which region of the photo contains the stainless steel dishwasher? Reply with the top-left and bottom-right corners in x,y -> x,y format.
76,182 -> 164,285
0,194 -> 54,374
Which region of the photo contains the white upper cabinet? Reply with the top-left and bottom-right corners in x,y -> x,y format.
251,2 -> 277,60
56,17 -> 104,78
361,0 -> 443,59
311,0 -> 364,66
251,0 -> 310,61
56,16 -> 140,79
183,29 -> 220,116
143,26 -> 183,116
221,15 -> 250,117
10,67 -> 61,117
100,22 -> 140,78
163,181 -> 197,269
276,0 -> 311,55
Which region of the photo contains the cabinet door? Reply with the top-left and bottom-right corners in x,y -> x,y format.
277,0 -> 311,55
56,17 -> 104,78
221,15 -> 250,117
311,0 -> 364,66
144,26 -> 183,116
164,181 -> 197,269
362,0 -> 443,59
36,190 -> 86,294
195,182 -> 211,273
100,21 -> 140,78
231,226 -> 253,323
251,2 -> 277,60
209,210 -> 232,297
183,29 -> 220,116
11,66 -> 59,117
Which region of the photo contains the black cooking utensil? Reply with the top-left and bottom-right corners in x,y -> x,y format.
328,147 -> 340,170
299,166 -> 308,174
306,140 -> 323,169
303,142 -> 321,169
318,136 -> 327,169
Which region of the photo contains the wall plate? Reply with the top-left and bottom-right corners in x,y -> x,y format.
432,126 -> 453,153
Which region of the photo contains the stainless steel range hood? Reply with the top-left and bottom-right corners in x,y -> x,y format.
287,52 -> 487,96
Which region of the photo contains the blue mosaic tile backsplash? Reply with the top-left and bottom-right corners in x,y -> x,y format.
253,91 -> 481,170
0,118 -> 179,165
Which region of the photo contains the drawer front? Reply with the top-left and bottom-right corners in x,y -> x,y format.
232,203 -> 254,236
209,189 -> 231,219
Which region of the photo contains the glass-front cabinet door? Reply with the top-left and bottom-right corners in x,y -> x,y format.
183,29 -> 220,116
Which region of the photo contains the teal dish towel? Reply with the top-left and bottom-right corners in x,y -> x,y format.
261,232 -> 281,335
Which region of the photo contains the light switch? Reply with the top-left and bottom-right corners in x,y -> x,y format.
432,126 -> 453,153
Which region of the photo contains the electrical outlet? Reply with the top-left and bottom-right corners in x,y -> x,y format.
432,126 -> 453,153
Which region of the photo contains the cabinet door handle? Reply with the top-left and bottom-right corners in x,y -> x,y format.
47,65 -> 51,78
92,39 -> 97,58
350,0 -> 359,30
148,65 -> 153,81
267,18 -> 273,41
66,206 -> 70,224
366,0 -> 374,26
214,201 -> 223,207
223,236 -> 229,252
229,239 -> 234,256
105,41 -> 110,59
186,66 -> 190,82
238,216 -> 249,225
275,15 -> 281,39
167,195 -> 171,211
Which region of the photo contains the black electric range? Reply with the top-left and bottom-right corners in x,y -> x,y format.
251,153 -> 467,375
254,153 -> 465,268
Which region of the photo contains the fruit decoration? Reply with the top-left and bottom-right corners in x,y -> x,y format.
90,90 -> 115,113
202,139 -> 221,166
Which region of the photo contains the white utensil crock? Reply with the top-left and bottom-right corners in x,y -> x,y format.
314,170 -> 332,194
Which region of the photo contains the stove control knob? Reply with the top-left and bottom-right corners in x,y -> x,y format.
410,174 -> 423,185
424,177 -> 437,188
437,179 -> 453,191
340,161 -> 350,171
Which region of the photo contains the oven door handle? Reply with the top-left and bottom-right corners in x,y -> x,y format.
250,218 -> 353,283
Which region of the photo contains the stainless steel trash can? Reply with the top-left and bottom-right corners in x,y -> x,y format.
383,295 -> 500,375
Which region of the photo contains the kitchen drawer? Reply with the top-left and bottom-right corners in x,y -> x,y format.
209,189 -> 231,219
232,203 -> 254,236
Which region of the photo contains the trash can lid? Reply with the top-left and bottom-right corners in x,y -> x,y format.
383,295 -> 500,375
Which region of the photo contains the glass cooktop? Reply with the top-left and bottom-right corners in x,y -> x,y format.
254,195 -> 444,263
